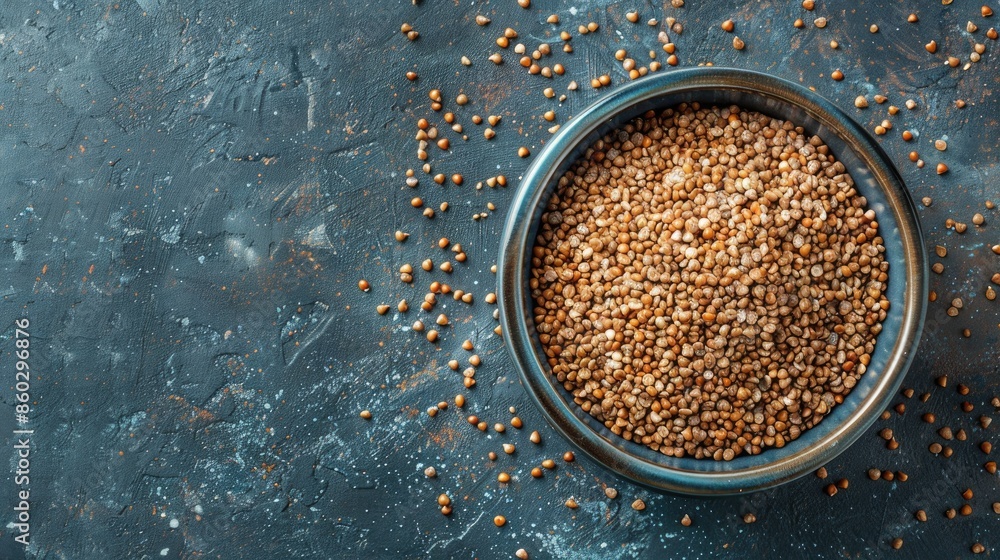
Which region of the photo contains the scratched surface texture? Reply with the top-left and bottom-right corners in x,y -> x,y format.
0,0 -> 997,558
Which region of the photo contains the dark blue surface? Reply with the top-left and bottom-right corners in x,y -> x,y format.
0,0 -> 997,558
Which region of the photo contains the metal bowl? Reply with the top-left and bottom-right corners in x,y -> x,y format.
497,67 -> 927,495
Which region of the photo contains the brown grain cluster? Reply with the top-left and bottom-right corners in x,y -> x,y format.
530,103 -> 889,460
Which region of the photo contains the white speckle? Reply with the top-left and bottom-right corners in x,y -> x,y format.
569,7 -> 578,15
169,518 -> 179,528
301,223 -> 334,248
161,224 -> 181,244
198,255 -> 206,264
194,505 -> 204,514
11,241 -> 25,261
226,237 -> 260,265
160,549 -> 169,556
305,77 -> 317,131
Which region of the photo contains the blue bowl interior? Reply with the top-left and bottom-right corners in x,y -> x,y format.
518,87 -> 909,475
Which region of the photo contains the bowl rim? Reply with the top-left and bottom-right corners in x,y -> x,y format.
497,67 -> 928,495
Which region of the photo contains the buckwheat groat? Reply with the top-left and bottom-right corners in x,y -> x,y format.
531,103 -> 889,460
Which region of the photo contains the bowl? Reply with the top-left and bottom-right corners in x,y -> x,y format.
497,67 -> 927,495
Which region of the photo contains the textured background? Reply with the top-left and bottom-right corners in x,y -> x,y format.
0,0 -> 998,558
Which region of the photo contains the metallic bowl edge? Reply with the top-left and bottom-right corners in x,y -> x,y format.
497,67 -> 928,496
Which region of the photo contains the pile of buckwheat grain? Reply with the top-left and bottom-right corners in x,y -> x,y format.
530,102 -> 889,460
